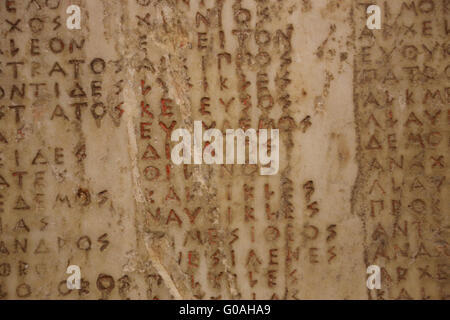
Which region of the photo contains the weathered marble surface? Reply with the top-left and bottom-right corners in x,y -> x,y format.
0,0 -> 448,300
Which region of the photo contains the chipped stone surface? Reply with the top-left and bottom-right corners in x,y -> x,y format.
0,0 -> 447,300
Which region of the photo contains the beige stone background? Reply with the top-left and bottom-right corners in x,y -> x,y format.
0,0 -> 448,299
